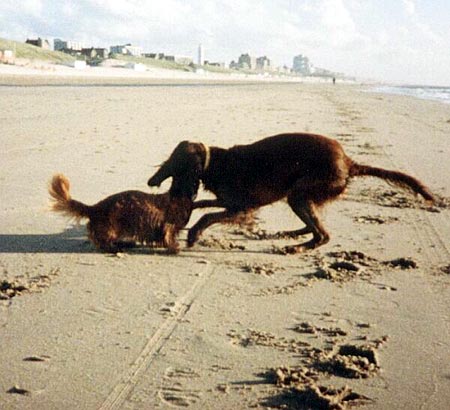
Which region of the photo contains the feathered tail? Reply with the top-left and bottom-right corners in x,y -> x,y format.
49,174 -> 91,220
349,162 -> 435,203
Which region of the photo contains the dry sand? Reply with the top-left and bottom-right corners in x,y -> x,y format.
0,70 -> 449,409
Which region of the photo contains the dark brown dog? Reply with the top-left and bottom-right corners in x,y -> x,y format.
49,174 -> 196,253
148,133 -> 435,253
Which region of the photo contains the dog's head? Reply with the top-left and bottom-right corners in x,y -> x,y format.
148,141 -> 209,200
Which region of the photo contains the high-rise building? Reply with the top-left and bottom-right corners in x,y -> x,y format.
256,56 -> 271,71
110,44 -> 142,56
238,53 -> 256,70
198,44 -> 204,66
293,54 -> 311,75
54,38 -> 84,51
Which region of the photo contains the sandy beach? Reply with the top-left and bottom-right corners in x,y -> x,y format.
0,70 -> 449,409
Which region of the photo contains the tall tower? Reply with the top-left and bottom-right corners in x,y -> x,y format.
198,44 -> 204,66
293,54 -> 311,75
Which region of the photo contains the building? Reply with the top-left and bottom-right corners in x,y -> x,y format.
237,53 -> 256,70
110,44 -> 143,57
25,38 -> 50,49
256,56 -> 272,71
198,44 -> 204,66
276,65 -> 291,74
143,53 -> 193,65
54,38 -> 84,51
68,60 -> 87,69
205,61 -> 225,68
144,53 -> 167,60
125,62 -> 146,72
143,53 -> 158,59
0,49 -> 15,64
81,47 -> 109,60
293,54 -> 311,75
174,55 -> 193,65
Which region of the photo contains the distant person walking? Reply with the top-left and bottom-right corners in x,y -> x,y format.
332,77 -> 336,85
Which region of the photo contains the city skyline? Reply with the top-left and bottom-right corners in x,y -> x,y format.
21,37 -> 327,75
1,0 -> 449,85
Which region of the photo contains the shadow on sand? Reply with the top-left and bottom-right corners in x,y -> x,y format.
0,226 -> 94,254
0,226 -> 268,255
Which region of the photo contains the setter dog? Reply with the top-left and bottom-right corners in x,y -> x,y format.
49,174 -> 197,254
148,133 -> 434,253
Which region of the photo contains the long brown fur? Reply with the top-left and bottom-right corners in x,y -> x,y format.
49,174 -> 193,254
148,133 -> 435,253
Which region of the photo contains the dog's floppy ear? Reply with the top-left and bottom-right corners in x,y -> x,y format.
148,141 -> 192,187
148,140 -> 207,187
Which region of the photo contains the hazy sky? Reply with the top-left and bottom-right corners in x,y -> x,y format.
1,0 -> 449,85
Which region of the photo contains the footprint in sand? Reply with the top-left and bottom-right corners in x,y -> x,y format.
7,385 -> 32,396
158,367 -> 202,407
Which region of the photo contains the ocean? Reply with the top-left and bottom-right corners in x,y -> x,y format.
370,85 -> 450,104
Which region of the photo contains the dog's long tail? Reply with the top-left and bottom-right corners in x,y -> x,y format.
49,174 -> 92,220
349,162 -> 435,203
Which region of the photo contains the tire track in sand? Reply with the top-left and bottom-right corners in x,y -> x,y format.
328,92 -> 450,265
377,143 -> 450,266
99,264 -> 215,410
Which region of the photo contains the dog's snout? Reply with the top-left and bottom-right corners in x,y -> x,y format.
147,177 -> 160,187
148,164 -> 172,187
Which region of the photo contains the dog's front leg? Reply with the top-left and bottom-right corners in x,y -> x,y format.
192,199 -> 223,209
187,210 -> 239,247
163,224 -> 181,255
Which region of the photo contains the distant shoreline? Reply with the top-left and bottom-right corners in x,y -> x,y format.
6,61 -> 448,105
367,84 -> 450,104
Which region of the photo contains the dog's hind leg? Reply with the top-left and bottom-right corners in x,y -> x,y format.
281,173 -> 347,252
88,223 -> 120,253
283,199 -> 330,253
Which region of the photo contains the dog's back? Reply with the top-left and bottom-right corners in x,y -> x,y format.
230,133 -> 346,178
89,190 -> 169,244
49,174 -> 167,223
202,133 -> 349,208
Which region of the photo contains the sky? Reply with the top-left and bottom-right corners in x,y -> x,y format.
1,0 -> 449,85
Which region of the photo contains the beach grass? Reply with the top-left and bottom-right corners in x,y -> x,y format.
0,38 -> 75,63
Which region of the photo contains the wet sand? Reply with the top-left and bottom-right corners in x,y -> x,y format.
0,75 -> 449,409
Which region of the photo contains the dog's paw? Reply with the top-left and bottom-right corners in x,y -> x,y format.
272,242 -> 317,255
271,245 -> 295,255
187,230 -> 200,248
282,245 -> 300,254
166,245 -> 180,255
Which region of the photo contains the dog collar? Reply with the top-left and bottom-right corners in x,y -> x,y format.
201,143 -> 210,172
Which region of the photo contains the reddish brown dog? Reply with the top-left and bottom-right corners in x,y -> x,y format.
148,133 -> 434,253
49,174 -> 197,253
